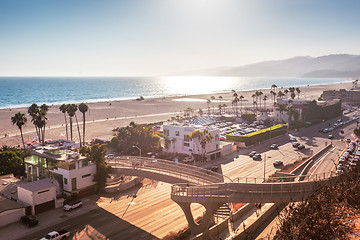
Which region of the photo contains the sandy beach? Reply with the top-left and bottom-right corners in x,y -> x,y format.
0,81 -> 352,147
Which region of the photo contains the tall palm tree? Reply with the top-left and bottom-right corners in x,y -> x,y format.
218,96 -> 223,114
252,94 -> 256,112
296,87 -> 301,99
39,104 -> 49,144
211,96 -> 215,115
28,103 -> 40,142
206,99 -> 211,116
289,87 -> 296,99
59,104 -> 69,140
284,89 -> 289,98
263,95 -> 268,111
67,104 -> 77,141
11,112 -> 27,149
271,84 -> 277,92
277,104 -> 288,123
258,91 -> 263,109
79,103 -> 89,145
277,91 -> 285,99
239,95 -> 244,115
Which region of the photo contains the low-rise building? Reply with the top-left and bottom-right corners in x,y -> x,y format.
24,147 -> 96,197
273,98 -> 312,124
322,89 -> 360,104
163,118 -> 221,161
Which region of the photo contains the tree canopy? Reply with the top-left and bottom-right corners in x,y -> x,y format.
110,122 -> 161,155
0,146 -> 28,177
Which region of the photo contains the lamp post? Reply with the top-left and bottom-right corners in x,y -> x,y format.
263,153 -> 266,181
133,145 -> 141,157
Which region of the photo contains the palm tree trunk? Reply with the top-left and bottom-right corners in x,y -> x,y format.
64,113 -> 68,140
70,117 -> 73,141
82,113 -> 86,145
20,128 -> 25,150
75,114 -> 82,147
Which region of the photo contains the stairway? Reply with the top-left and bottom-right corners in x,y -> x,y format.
214,203 -> 232,224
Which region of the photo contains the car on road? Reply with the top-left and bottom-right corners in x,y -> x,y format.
292,142 -> 300,148
63,200 -> 82,211
20,215 -> 38,227
297,144 -> 305,150
252,154 -> 261,160
328,135 -> 333,139
270,144 -> 278,150
273,160 -> 283,167
249,151 -> 257,157
40,230 -> 70,240
346,138 -> 351,143
289,137 -> 297,142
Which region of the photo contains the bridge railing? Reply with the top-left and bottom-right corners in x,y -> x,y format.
171,176 -> 332,199
232,171 -> 336,183
108,156 -> 225,185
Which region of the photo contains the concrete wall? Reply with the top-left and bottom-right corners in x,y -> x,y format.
17,188 -> 33,206
33,186 -> 56,206
0,208 -> 25,227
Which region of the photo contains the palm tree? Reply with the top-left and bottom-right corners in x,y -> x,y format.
39,104 -> 49,144
271,84 -> 278,92
277,91 -> 285,99
270,90 -> 276,105
252,94 -> 256,111
79,103 -> 89,145
218,96 -> 223,114
289,87 -> 296,99
211,96 -> 215,114
296,87 -> 301,99
284,89 -> 289,98
11,112 -> 27,149
206,99 -> 211,116
28,103 -> 40,142
277,104 -> 288,123
239,95 -> 244,115
59,104 -> 69,140
67,104 -> 77,141
258,91 -> 263,109
190,129 -> 213,161
198,108 -> 203,116
263,95 -> 268,111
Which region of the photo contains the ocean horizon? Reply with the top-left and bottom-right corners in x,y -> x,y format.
0,76 -> 350,109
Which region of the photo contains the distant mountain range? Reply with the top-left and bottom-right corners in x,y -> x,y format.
179,54 -> 360,78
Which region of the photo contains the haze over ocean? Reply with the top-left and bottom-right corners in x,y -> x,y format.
0,77 -> 348,109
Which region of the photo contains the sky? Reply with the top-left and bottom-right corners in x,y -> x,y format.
1,0 -> 360,77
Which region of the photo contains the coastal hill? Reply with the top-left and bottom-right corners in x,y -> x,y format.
180,54 -> 360,78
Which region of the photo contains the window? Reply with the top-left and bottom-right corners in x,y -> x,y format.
184,142 -> 190,147
64,178 -> 68,185
38,189 -> 49,194
175,131 -> 179,136
82,174 -> 91,178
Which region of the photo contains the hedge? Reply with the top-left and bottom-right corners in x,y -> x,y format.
226,124 -> 287,146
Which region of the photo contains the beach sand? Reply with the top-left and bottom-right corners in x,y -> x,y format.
0,81 -> 352,147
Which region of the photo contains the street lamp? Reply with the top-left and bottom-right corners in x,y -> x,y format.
133,145 -> 141,157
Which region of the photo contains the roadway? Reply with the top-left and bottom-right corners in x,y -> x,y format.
16,113 -> 358,240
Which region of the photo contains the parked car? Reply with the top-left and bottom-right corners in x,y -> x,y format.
63,200 -> 82,211
289,137 -> 297,142
273,160 -> 283,167
270,144 -> 278,150
297,144 -> 305,150
249,151 -> 257,157
20,215 -> 38,227
292,142 -> 300,148
40,230 -> 70,240
328,135 -> 333,139
252,154 -> 262,160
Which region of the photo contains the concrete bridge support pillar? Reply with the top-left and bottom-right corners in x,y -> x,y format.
176,202 -> 224,236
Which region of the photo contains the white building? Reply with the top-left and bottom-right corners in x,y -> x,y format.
273,98 -> 312,124
17,178 -> 57,215
24,147 -> 96,197
163,118 -> 221,161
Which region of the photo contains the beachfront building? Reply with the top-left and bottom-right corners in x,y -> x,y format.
273,98 -> 312,124
163,118 -> 221,161
24,146 -> 96,197
322,89 -> 360,104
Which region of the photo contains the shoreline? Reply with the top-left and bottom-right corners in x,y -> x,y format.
0,81 -> 353,147
0,78 -> 352,110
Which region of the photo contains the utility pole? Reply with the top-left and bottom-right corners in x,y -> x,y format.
264,153 -> 266,181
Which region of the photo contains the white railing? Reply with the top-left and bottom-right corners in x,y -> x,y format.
108,156 -> 225,185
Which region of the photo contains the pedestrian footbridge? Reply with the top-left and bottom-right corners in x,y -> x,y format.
109,156 -> 335,235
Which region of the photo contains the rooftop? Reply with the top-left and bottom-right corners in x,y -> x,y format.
18,178 -> 55,192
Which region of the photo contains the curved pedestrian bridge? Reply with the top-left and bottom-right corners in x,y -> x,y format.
109,156 -> 335,235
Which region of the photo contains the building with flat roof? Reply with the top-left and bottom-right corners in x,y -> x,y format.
163,118 -> 221,161
24,146 -> 96,197
322,89 -> 360,104
273,98 -> 312,124
0,196 -> 25,227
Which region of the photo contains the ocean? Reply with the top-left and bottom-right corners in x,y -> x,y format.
0,76 -> 349,109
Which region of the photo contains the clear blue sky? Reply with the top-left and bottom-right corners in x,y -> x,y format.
1,0 -> 360,76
